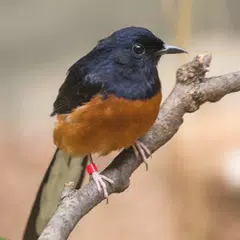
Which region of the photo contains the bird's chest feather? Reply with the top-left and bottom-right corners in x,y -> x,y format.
54,92 -> 162,156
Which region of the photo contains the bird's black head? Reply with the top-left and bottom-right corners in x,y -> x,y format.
74,27 -> 187,100
96,26 -> 186,65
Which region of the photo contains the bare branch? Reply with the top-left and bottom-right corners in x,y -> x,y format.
38,53 -> 240,240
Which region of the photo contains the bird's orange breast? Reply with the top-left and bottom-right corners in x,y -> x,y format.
54,92 -> 162,156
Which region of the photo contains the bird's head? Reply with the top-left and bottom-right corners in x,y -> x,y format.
76,27 -> 187,100
95,26 -> 187,66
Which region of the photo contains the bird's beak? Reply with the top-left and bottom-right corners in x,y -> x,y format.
156,43 -> 187,56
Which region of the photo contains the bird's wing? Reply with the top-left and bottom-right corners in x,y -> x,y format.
51,63 -> 103,116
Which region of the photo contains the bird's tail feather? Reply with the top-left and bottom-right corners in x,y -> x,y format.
23,148 -> 87,240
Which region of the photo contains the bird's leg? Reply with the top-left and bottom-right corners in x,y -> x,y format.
87,154 -> 114,199
132,140 -> 152,170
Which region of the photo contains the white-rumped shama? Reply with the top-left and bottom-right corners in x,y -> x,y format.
51,26 -> 186,197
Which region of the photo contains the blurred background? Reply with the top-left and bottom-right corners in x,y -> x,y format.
0,0 -> 240,239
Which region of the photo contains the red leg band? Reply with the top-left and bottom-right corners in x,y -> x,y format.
86,163 -> 98,175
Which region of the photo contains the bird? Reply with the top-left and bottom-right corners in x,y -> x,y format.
23,27 -> 186,238
51,26 -> 186,198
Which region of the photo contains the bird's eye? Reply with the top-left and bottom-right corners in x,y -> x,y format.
132,44 -> 146,56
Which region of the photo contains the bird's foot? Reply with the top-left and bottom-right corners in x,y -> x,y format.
91,171 -> 114,199
86,157 -> 113,200
132,140 -> 151,170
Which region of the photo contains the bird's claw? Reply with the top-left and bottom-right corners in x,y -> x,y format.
132,140 -> 151,170
91,171 -> 114,199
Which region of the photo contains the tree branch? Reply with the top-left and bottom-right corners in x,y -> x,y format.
38,53 -> 240,240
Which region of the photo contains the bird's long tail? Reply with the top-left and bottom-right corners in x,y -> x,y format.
23,148 -> 88,240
